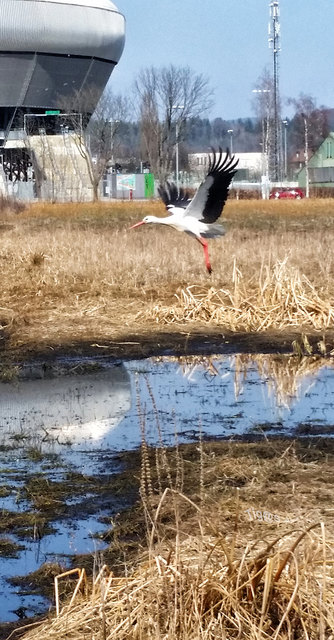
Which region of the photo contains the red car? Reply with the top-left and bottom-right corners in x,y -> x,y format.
269,187 -> 304,200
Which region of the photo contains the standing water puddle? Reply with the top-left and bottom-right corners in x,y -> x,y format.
1,353 -> 334,622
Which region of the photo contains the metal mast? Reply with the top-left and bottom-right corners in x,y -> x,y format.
268,0 -> 281,181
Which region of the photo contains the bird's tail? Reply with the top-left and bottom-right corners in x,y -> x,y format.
201,223 -> 225,239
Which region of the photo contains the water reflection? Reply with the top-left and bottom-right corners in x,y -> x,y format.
0,363 -> 131,449
0,353 -> 333,455
173,354 -> 329,408
1,355 -> 332,454
127,354 -> 334,445
232,354 -> 327,408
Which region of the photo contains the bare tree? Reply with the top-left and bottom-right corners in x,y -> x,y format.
134,64 -> 214,182
288,94 -> 329,198
59,86 -> 130,200
252,68 -> 278,180
288,93 -> 328,154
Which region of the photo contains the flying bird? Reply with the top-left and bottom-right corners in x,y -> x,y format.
129,147 -> 239,274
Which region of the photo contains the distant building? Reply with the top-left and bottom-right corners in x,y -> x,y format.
298,132 -> 334,188
0,0 -> 125,200
0,0 -> 125,138
188,151 -> 267,182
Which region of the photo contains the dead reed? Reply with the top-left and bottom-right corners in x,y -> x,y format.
139,256 -> 334,332
22,491 -> 334,640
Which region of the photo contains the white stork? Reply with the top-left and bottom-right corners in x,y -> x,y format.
129,147 -> 239,274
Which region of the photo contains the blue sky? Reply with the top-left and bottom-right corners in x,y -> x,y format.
111,0 -> 334,120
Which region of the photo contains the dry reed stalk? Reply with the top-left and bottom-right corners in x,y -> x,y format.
23,489 -> 334,640
54,568 -> 87,616
139,257 -> 334,332
231,352 -> 328,408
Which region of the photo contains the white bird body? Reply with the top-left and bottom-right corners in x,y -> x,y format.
129,148 -> 239,274
141,214 -> 225,238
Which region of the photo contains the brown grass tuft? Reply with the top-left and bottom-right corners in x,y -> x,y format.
0,194 -> 26,216
139,257 -> 334,332
22,489 -> 334,640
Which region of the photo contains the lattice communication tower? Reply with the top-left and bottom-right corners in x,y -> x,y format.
268,0 -> 282,181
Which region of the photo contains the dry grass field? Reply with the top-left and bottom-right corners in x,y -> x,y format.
1,197 -> 334,360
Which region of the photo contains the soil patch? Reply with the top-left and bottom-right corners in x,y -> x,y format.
1,324 -> 333,367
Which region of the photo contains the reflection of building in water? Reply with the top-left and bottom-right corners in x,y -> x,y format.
0,364 -> 131,446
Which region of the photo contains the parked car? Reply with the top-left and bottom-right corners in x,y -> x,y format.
269,187 -> 304,200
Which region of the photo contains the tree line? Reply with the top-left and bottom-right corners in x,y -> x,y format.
106,63 -> 332,184
114,107 -> 332,182
20,63 -> 333,198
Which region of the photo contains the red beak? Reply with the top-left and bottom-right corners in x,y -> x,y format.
129,220 -> 145,230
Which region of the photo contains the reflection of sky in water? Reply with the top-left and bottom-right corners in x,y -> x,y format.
1,354 -> 334,622
0,514 -> 107,622
1,356 -> 333,456
114,356 -> 334,448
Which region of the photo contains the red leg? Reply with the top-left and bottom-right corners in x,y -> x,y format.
197,237 -> 212,274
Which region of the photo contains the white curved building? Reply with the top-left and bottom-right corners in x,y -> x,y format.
0,0 -> 125,132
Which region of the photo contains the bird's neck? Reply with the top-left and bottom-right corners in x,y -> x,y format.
151,216 -> 170,224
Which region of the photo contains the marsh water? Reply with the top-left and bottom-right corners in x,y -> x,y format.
1,352 -> 334,622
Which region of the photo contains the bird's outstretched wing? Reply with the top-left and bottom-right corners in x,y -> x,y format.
185,148 -> 239,223
158,181 -> 191,211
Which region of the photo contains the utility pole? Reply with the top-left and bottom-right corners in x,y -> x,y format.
172,104 -> 184,190
282,118 -> 288,179
268,1 -> 281,182
302,113 -> 310,198
227,129 -> 233,155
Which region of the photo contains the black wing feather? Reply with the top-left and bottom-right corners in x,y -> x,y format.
199,147 -> 239,223
158,181 -> 190,210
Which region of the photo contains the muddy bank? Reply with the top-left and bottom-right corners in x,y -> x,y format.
1,325 -> 333,366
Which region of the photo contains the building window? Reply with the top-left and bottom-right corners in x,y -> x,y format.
326,141 -> 333,159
